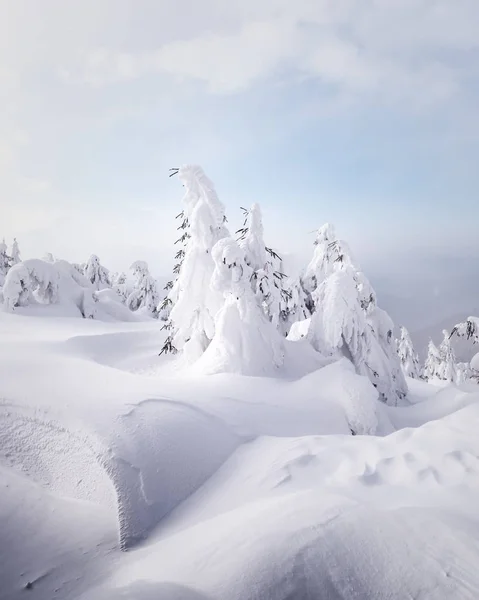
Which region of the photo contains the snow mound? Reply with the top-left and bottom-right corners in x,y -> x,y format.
87,403 -> 479,600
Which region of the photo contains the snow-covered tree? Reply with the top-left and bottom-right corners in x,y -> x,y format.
307,230 -> 407,405
237,204 -> 290,332
3,260 -> 59,310
83,254 -> 110,291
302,224 -> 354,310
43,252 -> 55,263
451,317 -> 479,345
111,271 -> 128,303
280,275 -> 310,331
456,362 -> 472,385
161,165 -> 229,361
0,238 -> 10,286
437,329 -> 457,382
423,340 -> 442,381
10,238 -> 21,265
194,237 -> 284,375
397,326 -> 421,379
126,261 -> 159,316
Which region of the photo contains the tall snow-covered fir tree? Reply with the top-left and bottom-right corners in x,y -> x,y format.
302,223 -> 354,311
10,238 -> 21,265
437,329 -> 457,383
306,226 -> 407,406
111,271 -> 129,303
126,261 -> 160,316
423,340 -> 442,381
0,238 -> 10,286
83,255 -> 111,291
397,326 -> 421,379
161,165 -> 229,362
280,275 -> 310,331
194,237 -> 284,376
237,203 -> 291,333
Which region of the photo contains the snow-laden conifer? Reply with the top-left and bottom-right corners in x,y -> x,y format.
126,261 -> 159,316
237,204 -> 290,332
0,238 -> 10,286
423,340 -> 442,381
397,326 -> 421,379
302,224 -> 353,303
437,329 -> 457,382
111,271 -> 128,303
194,237 -> 284,376
83,254 -> 110,291
162,165 -> 229,361
306,228 -> 407,405
11,238 -> 21,265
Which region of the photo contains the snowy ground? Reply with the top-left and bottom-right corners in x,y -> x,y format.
2,311 -> 479,599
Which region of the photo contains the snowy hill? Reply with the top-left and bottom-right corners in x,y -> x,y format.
2,309 -> 479,599
2,165 -> 479,600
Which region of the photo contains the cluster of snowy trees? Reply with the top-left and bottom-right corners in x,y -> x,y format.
0,243 -> 161,319
0,238 -> 21,286
156,165 -> 411,404
395,322 -> 479,385
2,164 -> 477,395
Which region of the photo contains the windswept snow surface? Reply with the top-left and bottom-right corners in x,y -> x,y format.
1,310 -> 479,599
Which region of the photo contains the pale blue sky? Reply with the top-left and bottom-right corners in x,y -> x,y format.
1,0 -> 479,295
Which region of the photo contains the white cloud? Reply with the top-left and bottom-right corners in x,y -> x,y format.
54,0 -> 477,109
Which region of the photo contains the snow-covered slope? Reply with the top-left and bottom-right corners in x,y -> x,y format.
2,312 -> 479,599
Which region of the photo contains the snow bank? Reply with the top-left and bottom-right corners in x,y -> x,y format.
86,403 -> 479,600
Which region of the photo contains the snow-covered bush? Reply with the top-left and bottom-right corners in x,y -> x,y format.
127,261 -> 160,317
397,326 -> 421,379
164,165 -> 229,361
83,254 -> 110,291
3,259 -> 60,310
194,237 -> 284,376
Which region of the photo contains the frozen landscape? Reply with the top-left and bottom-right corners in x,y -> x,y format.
1,166 -> 479,599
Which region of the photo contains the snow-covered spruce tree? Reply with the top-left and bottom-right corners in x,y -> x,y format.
158,207 -> 191,324
10,238 -> 21,265
237,203 -> 291,333
397,326 -> 421,379
451,317 -> 479,345
437,329 -> 458,383
280,275 -> 310,331
161,165 -> 229,361
111,271 -> 128,303
456,362 -> 472,385
126,261 -> 160,316
302,223 -> 354,311
194,237 -> 284,375
3,259 -> 59,310
83,254 -> 110,291
307,233 -> 407,405
0,238 -> 11,286
423,340 -> 442,381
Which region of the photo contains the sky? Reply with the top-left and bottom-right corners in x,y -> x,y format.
1,0 -> 479,326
